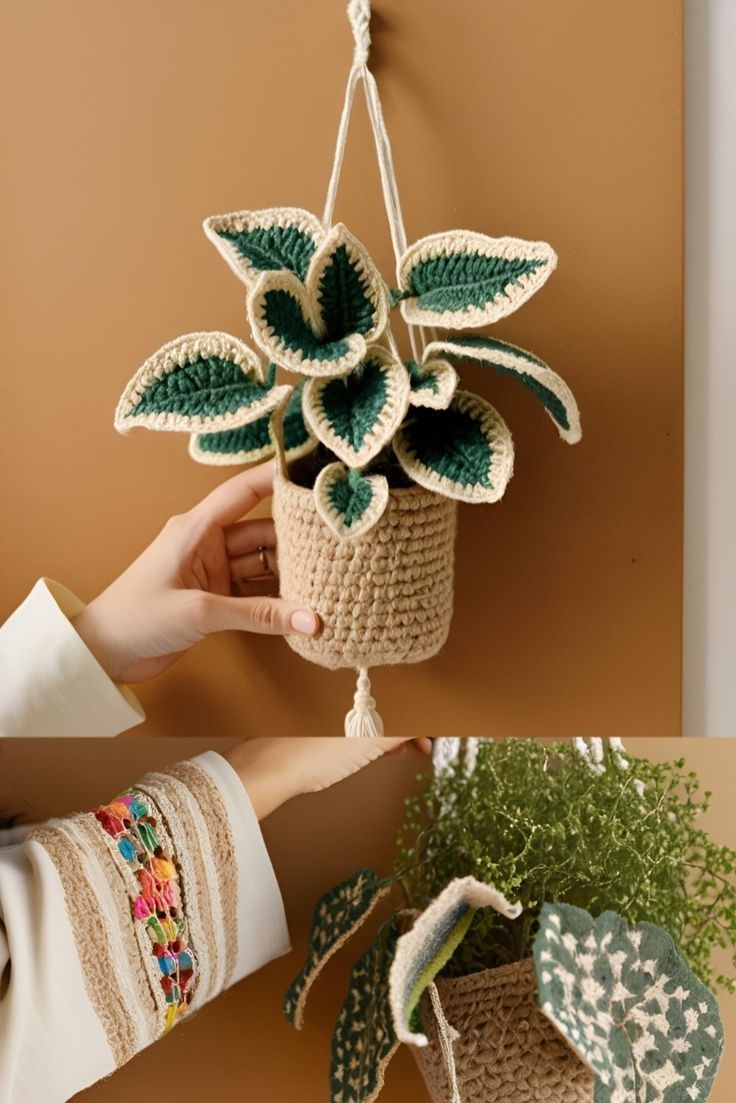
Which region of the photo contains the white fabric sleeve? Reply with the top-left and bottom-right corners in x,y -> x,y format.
0,753 -> 290,1103
0,578 -> 145,738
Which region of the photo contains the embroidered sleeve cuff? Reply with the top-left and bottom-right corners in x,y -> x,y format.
0,578 -> 145,738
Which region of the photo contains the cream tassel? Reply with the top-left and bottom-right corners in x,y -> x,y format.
344,667 -> 384,738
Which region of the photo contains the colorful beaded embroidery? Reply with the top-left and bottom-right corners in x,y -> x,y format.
94,791 -> 198,1032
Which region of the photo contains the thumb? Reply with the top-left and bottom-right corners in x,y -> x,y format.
200,593 -> 321,638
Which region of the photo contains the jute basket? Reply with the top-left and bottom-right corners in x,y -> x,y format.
273,472 -> 457,671
412,958 -> 595,1103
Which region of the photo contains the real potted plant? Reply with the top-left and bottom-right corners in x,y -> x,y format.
284,738 -> 732,1103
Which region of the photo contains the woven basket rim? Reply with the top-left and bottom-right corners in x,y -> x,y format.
434,956 -> 536,996
276,469 -> 449,509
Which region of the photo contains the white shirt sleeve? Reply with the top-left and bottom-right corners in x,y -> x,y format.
0,752 -> 290,1103
0,579 -> 145,738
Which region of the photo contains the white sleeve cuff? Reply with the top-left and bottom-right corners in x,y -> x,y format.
0,578 -> 145,738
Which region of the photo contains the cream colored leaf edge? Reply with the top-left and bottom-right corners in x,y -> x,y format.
305,222 -> 389,349
314,462 -> 390,540
394,390 -> 515,504
409,355 -> 458,410
303,347 -> 411,468
427,337 -> 581,444
203,206 -> 326,288
188,430 -> 276,467
114,331 -> 288,434
398,230 -> 557,329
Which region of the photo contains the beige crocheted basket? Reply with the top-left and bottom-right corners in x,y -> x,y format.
273,472 -> 457,670
412,958 -> 595,1103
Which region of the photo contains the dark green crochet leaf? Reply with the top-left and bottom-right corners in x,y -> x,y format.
195,415 -> 273,457
283,381 -> 313,454
217,225 -> 316,281
408,253 -> 548,314
328,467 -> 375,527
330,920 -> 400,1103
400,404 -> 493,488
319,360 -> 389,451
264,288 -> 350,362
318,245 -> 377,339
284,869 -> 392,1030
129,360 -> 276,419
407,360 -> 440,396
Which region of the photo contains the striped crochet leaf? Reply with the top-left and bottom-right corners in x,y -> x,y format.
427,335 -> 581,443
398,231 -> 556,328
330,920 -> 400,1103
284,869 -> 393,1031
283,381 -> 317,460
203,207 -> 325,286
394,391 -> 514,503
304,351 -> 410,467
407,357 -> 458,410
189,415 -> 275,466
388,876 -> 522,1046
314,463 -> 390,540
115,332 -> 290,434
534,903 -> 724,1103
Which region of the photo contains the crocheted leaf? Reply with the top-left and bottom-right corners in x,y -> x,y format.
189,414 -> 275,466
284,869 -> 393,1031
314,463 -> 390,540
304,350 -> 410,467
249,270 -> 366,377
283,381 -> 317,460
534,904 -> 724,1103
394,391 -> 514,503
307,224 -> 388,345
330,920 -> 400,1103
428,335 -> 581,444
389,876 -> 522,1046
203,207 -> 325,286
407,357 -> 458,410
115,333 -> 290,434
398,231 -> 557,328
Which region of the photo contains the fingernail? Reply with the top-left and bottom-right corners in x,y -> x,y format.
290,609 -> 319,636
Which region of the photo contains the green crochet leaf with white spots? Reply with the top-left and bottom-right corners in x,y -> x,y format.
284,869 -> 393,1031
189,414 -> 275,466
394,391 -> 514,503
427,335 -> 581,443
330,921 -> 400,1103
203,207 -> 325,286
407,357 -> 458,410
398,230 -> 556,329
304,350 -> 410,467
114,332 -> 290,434
534,903 -> 724,1103
315,463 -> 390,540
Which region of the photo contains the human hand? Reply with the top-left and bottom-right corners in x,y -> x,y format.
224,737 -> 432,820
72,461 -> 320,684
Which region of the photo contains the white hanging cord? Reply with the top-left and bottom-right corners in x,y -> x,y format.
428,982 -> 462,1103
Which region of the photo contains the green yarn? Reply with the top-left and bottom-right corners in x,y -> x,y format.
283,380 -> 311,452
263,288 -> 350,362
406,359 -> 440,395
317,244 -> 376,338
218,225 -> 316,280
329,468 -> 375,528
196,414 -> 272,454
318,358 -> 388,451
401,405 -> 493,488
407,252 -> 548,314
129,359 -> 276,417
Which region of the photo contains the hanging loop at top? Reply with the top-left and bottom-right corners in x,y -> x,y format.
347,0 -> 371,66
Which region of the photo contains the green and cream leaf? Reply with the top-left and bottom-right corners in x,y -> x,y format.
315,463 -> 390,540
282,381 -> 317,460
427,335 -> 581,443
189,415 -> 275,466
306,223 -> 388,346
534,903 -> 724,1103
284,869 -> 393,1030
407,357 -> 458,410
203,207 -> 325,286
114,332 -> 289,433
398,230 -> 557,328
394,391 -> 515,503
304,349 -> 410,467
248,270 -> 366,377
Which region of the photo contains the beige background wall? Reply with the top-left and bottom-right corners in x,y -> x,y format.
0,737 -> 732,1101
0,0 -> 684,739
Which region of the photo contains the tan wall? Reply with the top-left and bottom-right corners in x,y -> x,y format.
0,736 -> 732,1101
0,0 -> 683,739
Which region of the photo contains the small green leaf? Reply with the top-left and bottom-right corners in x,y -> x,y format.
115,332 -> 289,433
427,335 -> 581,443
283,381 -> 316,459
314,463 -> 390,540
284,869 -> 393,1030
330,921 -> 400,1103
398,231 -> 556,328
394,391 -> 514,503
189,415 -> 275,466
307,224 -> 387,345
304,351 -> 410,467
407,357 -> 458,410
203,207 -> 324,285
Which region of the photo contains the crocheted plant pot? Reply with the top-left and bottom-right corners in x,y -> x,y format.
412,958 -> 595,1103
272,471 -> 457,671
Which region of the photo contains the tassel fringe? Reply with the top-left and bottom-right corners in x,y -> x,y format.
344,667 -> 384,738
